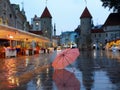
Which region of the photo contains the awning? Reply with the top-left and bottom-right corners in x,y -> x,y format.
0,24 -> 50,43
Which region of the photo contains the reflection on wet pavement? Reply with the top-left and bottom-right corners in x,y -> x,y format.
53,69 -> 80,90
0,54 -> 51,90
0,50 -> 120,90
76,50 -> 120,90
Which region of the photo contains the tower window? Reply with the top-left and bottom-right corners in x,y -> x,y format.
35,22 -> 39,25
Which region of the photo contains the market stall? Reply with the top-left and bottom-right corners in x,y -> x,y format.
5,47 -> 16,57
0,25 -> 50,57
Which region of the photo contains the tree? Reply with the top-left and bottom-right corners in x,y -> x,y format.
101,0 -> 120,13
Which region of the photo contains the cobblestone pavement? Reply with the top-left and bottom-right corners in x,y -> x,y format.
0,53 -> 52,90
0,50 -> 120,90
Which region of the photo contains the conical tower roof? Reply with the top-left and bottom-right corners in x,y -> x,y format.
40,6 -> 52,18
80,7 -> 92,19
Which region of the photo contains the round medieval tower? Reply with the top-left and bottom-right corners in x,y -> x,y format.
79,7 -> 93,50
40,6 -> 52,40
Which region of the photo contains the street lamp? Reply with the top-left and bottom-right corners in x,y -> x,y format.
8,35 -> 13,47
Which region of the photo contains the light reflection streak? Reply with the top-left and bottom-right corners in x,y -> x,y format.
36,78 -> 41,89
93,50 -> 97,59
8,76 -> 19,87
4,59 -> 19,88
25,57 -> 30,67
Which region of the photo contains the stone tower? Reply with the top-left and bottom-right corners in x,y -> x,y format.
31,15 -> 41,31
40,6 -> 52,40
79,7 -> 92,50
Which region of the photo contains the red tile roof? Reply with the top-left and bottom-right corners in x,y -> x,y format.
91,28 -> 104,33
91,25 -> 104,33
80,7 -> 92,18
40,7 -> 52,18
103,13 -> 120,26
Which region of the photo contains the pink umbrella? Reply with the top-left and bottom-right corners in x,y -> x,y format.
53,69 -> 80,90
52,48 -> 80,69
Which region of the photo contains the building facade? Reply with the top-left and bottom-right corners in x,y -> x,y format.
91,25 -> 105,49
91,13 -> 120,49
31,6 -> 53,40
103,13 -> 120,43
0,0 -> 16,26
0,0 -> 30,31
76,7 -> 120,50
60,31 -> 77,48
31,15 -> 41,31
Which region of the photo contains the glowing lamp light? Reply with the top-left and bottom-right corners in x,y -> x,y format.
9,35 -> 13,39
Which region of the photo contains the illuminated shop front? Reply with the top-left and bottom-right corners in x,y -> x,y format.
0,25 -> 50,57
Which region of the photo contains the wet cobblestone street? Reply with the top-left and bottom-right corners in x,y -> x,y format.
0,50 -> 120,90
0,53 -> 51,90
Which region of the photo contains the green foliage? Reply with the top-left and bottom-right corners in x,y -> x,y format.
101,0 -> 120,13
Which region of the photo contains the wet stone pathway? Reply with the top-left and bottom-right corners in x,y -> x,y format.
0,53 -> 51,90
0,50 -> 120,90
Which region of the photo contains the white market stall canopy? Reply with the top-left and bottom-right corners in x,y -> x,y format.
0,24 -> 50,43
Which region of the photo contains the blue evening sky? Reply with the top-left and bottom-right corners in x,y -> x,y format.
10,0 -> 112,35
